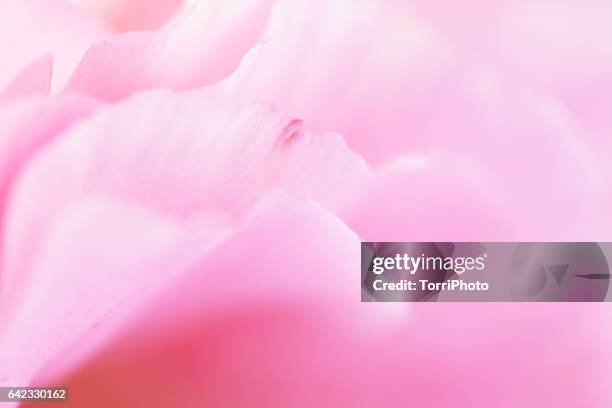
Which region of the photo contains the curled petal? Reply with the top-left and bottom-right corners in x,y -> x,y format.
67,0 -> 275,101
0,86 -> 368,364
229,0 -> 452,165
224,0 -> 608,237
236,24 -> 607,234
274,130 -> 370,213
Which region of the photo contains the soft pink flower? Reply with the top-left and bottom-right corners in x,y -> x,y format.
0,1 -> 611,407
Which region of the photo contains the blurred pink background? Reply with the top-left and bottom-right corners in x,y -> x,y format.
1,0 -> 612,406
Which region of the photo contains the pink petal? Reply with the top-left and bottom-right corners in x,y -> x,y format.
0,86 -> 368,357
0,94 -> 101,205
230,0 -> 452,165
0,94 -> 101,283
344,145 -> 609,242
343,152 -> 514,241
234,26 -> 607,235
0,196 -> 232,386
0,55 -> 52,104
274,130 -> 370,214
23,199 -> 612,407
72,0 -> 183,32
66,0 -> 274,101
23,196 -> 399,406
0,0 -> 110,91
388,68 -> 607,239
229,1 -> 608,226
